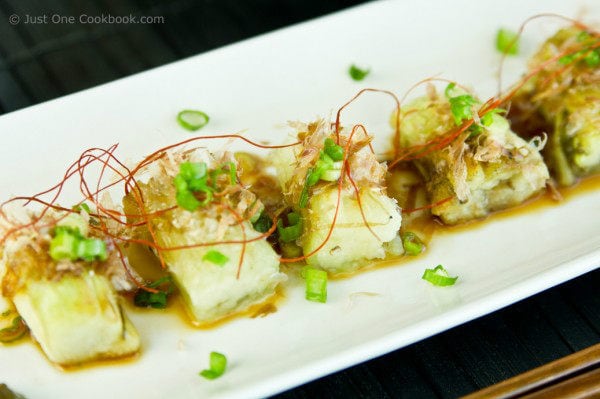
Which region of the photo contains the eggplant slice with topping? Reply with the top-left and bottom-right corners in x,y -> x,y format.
273,120 -> 403,274
510,27 -> 600,186
394,87 -> 549,225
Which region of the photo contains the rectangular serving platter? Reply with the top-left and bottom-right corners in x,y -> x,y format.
1,0 -> 599,398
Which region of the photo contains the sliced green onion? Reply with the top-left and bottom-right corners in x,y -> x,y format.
176,190 -> 201,211
133,276 -> 174,309
559,53 -> 576,65
584,49 -> 600,67
448,94 -> 478,126
317,152 -> 334,170
174,162 -> 216,211
173,174 -> 189,192
277,212 -> 303,243
252,212 -> 272,233
134,290 -> 168,309
324,138 -> 344,161
177,110 -> 209,131
444,83 -> 479,126
203,250 -> 229,266
349,64 -> 370,81
305,167 -> 320,188
180,162 -> 207,182
562,49 -> 600,67
402,232 -> 425,256
49,231 -> 78,261
299,139 -> 345,208
577,31 -> 592,42
49,224 -> 107,263
302,267 -> 327,303
481,113 -> 494,127
146,276 -> 173,289
76,238 -> 108,262
422,265 -> 458,287
0,316 -> 28,343
444,82 -> 458,98
227,162 -> 237,184
469,107 -> 506,137
565,32 -> 600,67
199,352 -> 227,380
186,177 -> 212,197
496,28 -> 519,55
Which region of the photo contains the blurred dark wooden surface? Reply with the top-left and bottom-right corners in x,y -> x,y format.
0,1 -> 598,398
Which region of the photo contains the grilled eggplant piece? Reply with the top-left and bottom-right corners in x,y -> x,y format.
395,89 -> 549,225
511,27 -> 600,186
0,212 -> 140,366
124,151 -> 284,326
273,120 -> 402,274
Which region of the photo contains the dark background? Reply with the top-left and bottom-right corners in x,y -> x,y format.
0,1 -> 599,397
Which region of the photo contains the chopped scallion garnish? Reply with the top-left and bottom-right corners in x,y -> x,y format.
133,276 -> 174,309
199,351 -> 227,380
445,83 -> 500,136
577,31 -> 592,42
402,232 -> 425,256
227,162 -> 237,184
422,265 -> 458,287
496,28 -> 520,55
324,138 -> 344,161
584,49 -> 600,67
76,238 -> 108,262
302,267 -> 327,303
277,212 -> 303,243
49,225 -> 106,262
558,43 -> 600,68
448,93 -> 478,126
49,230 -> 79,260
349,64 -> 370,81
252,212 -> 273,233
180,161 -> 207,182
203,250 -> 229,266
299,138 -> 344,208
177,110 -> 209,131
173,162 -> 217,211
175,189 -> 202,211
559,53 -> 576,65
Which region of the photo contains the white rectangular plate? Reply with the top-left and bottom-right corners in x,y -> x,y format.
1,1 -> 600,398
